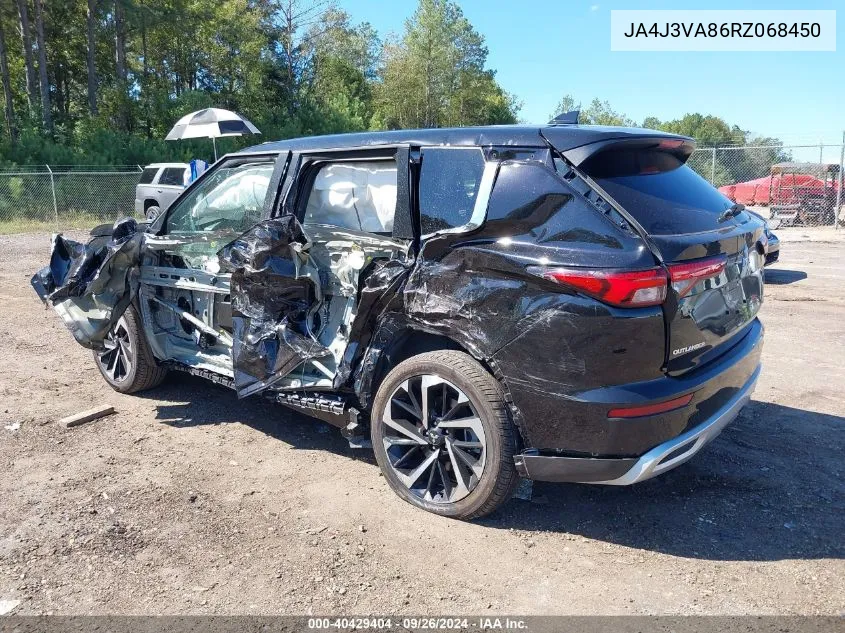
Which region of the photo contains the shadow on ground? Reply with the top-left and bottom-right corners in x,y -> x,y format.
485,400 -> 844,562
139,372 -> 372,462
139,374 -> 843,563
765,268 -> 808,284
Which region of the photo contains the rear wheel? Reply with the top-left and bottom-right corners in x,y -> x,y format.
371,350 -> 519,520
93,305 -> 168,394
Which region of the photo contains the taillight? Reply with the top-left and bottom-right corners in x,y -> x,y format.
530,267 -> 668,308
607,393 -> 694,419
667,256 -> 727,298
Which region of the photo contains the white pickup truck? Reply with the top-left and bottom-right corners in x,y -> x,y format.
134,163 -> 190,220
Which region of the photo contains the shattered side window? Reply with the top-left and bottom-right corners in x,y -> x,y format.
419,147 -> 485,235
303,161 -> 397,233
165,160 -> 274,234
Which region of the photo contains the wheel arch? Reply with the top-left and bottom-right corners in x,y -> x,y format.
359,324 -> 527,448
143,198 -> 159,211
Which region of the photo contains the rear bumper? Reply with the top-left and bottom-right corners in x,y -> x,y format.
515,364 -> 759,484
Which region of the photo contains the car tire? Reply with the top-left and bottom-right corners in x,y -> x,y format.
371,350 -> 520,520
145,205 -> 161,222
92,304 -> 168,394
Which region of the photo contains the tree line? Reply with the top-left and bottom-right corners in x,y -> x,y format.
0,0 -> 519,166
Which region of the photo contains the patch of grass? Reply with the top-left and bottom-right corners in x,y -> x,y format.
0,212 -> 137,235
0,218 -> 60,234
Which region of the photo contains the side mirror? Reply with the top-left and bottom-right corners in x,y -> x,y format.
111,216 -> 138,243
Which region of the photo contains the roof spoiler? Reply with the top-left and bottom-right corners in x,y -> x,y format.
545,132 -> 696,167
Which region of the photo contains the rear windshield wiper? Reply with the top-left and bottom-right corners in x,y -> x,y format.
718,203 -> 745,223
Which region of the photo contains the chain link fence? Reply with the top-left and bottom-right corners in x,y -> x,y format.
0,166 -> 143,234
1,145 -> 843,235
689,144 -> 844,228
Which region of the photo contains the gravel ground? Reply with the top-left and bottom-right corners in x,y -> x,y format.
0,229 -> 843,616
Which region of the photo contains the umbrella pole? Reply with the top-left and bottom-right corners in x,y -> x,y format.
212,137 -> 218,161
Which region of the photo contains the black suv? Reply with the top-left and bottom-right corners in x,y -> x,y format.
33,124 -> 765,519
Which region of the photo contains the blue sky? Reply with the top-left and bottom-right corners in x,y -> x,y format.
337,0 -> 843,161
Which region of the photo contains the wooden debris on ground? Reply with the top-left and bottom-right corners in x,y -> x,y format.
59,405 -> 115,429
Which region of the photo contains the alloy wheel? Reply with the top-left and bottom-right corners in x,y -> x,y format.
97,317 -> 133,383
380,374 -> 487,504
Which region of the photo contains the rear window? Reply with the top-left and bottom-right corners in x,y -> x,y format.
138,167 -> 158,185
582,150 -> 737,235
159,167 -> 187,186
419,148 -> 485,235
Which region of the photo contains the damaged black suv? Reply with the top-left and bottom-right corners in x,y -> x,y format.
33,124 -> 765,519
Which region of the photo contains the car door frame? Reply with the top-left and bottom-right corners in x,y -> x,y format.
136,151 -> 289,372
152,151 -> 288,233
219,143 -> 415,396
278,145 -> 414,244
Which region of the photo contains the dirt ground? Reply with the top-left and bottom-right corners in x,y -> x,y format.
0,229 -> 843,616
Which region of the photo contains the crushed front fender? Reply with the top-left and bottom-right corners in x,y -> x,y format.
31,219 -> 143,350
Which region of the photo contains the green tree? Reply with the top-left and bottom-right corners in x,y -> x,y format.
647,113 -> 738,146
302,9 -> 379,132
550,94 -> 635,126
374,0 -> 518,129
549,94 -> 579,120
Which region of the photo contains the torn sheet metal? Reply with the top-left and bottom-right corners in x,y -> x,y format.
333,258 -> 410,390
218,215 -> 331,398
31,219 -> 143,349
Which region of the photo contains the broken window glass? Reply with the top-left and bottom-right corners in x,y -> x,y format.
166,160 -> 274,234
419,148 -> 485,234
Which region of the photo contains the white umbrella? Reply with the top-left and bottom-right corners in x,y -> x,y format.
165,108 -> 260,160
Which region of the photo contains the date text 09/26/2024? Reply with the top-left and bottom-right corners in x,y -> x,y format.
307,617 -> 529,630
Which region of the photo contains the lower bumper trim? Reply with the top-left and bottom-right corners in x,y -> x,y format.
514,453 -> 637,483
515,364 -> 760,485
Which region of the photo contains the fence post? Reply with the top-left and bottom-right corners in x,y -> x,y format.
835,133 -> 844,230
45,164 -> 59,230
710,147 -> 716,184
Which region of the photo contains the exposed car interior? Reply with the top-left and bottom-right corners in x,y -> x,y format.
138,153 -> 410,391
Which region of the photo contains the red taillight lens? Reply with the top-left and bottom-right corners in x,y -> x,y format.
532,267 -> 668,308
668,256 -> 727,298
607,393 -> 694,419
657,139 -> 685,150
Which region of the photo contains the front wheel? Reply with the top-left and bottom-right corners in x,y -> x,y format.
93,305 -> 168,394
145,205 -> 161,222
371,350 -> 519,520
